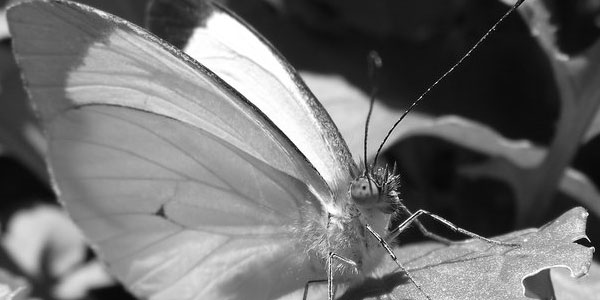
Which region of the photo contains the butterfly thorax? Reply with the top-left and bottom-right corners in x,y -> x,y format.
293,165 -> 402,282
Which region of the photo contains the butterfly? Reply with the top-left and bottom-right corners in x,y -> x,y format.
8,0 -> 520,299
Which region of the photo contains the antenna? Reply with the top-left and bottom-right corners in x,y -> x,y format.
372,0 -> 526,168
364,51 -> 383,174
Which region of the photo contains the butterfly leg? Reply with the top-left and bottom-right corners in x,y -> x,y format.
302,279 -> 327,300
365,224 -> 432,300
386,209 -> 520,247
395,203 -> 454,244
327,252 -> 358,300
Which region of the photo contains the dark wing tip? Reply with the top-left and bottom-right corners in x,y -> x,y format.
146,0 -> 214,49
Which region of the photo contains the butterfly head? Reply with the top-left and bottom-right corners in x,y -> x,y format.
350,165 -> 401,214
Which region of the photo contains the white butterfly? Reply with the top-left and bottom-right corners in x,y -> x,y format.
8,0 -> 515,299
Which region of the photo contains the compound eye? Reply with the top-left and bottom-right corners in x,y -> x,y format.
350,177 -> 379,205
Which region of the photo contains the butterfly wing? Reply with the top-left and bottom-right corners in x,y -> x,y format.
146,0 -> 357,189
9,1 -> 330,299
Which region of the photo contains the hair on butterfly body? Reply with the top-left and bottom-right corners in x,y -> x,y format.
293,163 -> 399,269
292,162 -> 413,299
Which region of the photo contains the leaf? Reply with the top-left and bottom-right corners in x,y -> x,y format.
504,0 -> 600,146
484,0 -> 600,225
0,8 -> 8,41
551,260 -> 600,300
338,207 -> 594,299
2,205 -> 85,278
0,268 -> 29,300
400,116 -> 600,222
399,116 -> 545,168
279,207 -> 593,299
53,260 -> 114,300
1,205 -> 116,299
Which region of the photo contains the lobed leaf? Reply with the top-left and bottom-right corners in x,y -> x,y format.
493,0 -> 600,224
551,261 -> 600,300
341,207 -> 594,299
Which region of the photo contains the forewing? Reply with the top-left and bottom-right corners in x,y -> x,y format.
9,1 -> 327,299
147,0 -> 357,188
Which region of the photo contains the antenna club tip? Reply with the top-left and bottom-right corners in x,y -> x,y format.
367,50 -> 383,69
